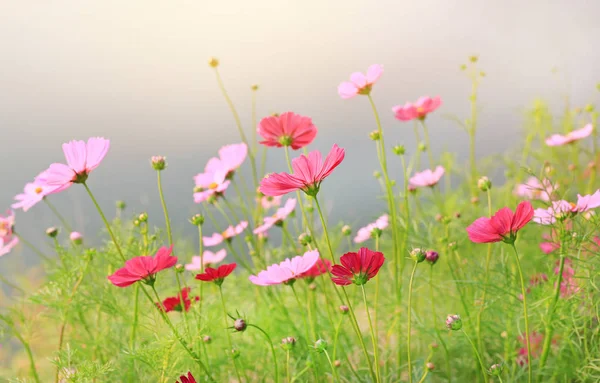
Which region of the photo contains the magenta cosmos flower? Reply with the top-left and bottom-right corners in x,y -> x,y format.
514,177 -> 557,202
331,247 -> 385,286
392,96 -> 442,121
203,221 -> 248,247
260,144 -> 345,197
42,137 -> 110,192
257,112 -> 318,150
466,201 -> 534,244
249,250 -> 320,286
107,246 -> 177,287
354,214 -> 389,243
254,198 -> 296,235
185,249 -> 227,271
533,190 -> 600,224
337,64 -> 383,99
545,124 -> 593,146
409,166 -> 445,188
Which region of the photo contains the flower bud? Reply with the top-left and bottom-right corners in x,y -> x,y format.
208,57 -> 219,68
568,164 -> 576,172
408,185 -> 417,194
203,335 -> 212,344
308,283 -> 317,291
69,231 -> 83,245
339,305 -> 349,315
417,142 -> 427,152
489,363 -> 503,376
373,171 -> 381,179
281,336 -> 296,350
469,55 -> 478,63
175,264 -> 185,273
251,84 -> 259,91
435,214 -> 443,222
477,176 -> 492,192
341,225 -> 352,236
190,214 -> 205,226
370,227 -> 382,239
138,212 -> 148,223
299,233 -> 312,246
151,156 -> 166,171
454,212 -> 461,219
369,130 -> 381,141
425,250 -> 439,265
470,196 -> 480,205
334,360 -> 341,368
231,348 -> 240,359
430,342 -> 439,349
446,314 -> 462,331
305,204 -> 314,213
133,219 -> 140,227
234,319 -> 246,332
426,362 -> 435,371
314,339 -> 328,353
116,200 -> 126,210
460,64 -> 467,71
441,216 -> 452,225
46,227 -> 59,238
410,248 -> 426,263
393,145 -> 406,155
585,104 -> 595,113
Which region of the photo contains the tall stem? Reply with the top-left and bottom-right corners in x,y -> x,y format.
361,285 -> 380,382
286,349 -> 291,383
44,198 -> 72,232
407,261 -> 419,383
420,119 -> 435,167
0,315 -> 41,383
15,233 -> 49,261
341,287 -> 376,381
462,328 -> 488,380
313,197 -> 335,263
510,243 -> 532,383
323,349 -> 340,382
248,324 -> 279,383
477,190 -> 493,357
156,171 -> 173,245
539,254 -> 566,368
218,286 -> 243,382
130,284 -> 140,350
429,266 -> 451,382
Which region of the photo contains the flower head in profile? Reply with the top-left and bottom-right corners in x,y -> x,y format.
331,247 -> 385,286
354,214 -> 389,243
12,174 -> 60,212
107,246 -> 177,287
254,199 -> 296,234
257,112 -> 318,150
392,96 -> 442,121
466,201 -> 534,244
533,190 -> 600,224
156,287 -> 199,313
203,221 -> 248,247
299,259 -> 332,281
338,64 -> 383,99
409,166 -> 445,188
185,249 -> 227,270
249,250 -> 320,286
514,177 -> 558,202
176,372 -> 197,383
260,144 -> 345,197
545,124 -> 593,146
195,263 -> 237,286
41,137 -> 110,192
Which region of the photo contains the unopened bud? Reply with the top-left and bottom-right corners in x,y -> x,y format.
410,248 -> 426,263
203,335 -> 212,344
151,156 -> 166,171
446,314 -> 462,331
418,142 -> 427,152
585,104 -> 595,113
373,171 -> 381,179
308,283 -> 317,291
568,164 -> 576,172
341,225 -> 352,236
175,264 -> 185,273
489,363 -> 503,376
190,214 -> 205,226
426,362 -> 435,371
470,196 -> 480,205
435,214 -> 443,222
281,336 -> 296,350
339,305 -> 349,315
251,84 -> 259,91
425,250 -> 439,265
334,360 -> 341,368
116,200 -> 126,210
393,145 -> 406,155
408,185 -> 417,194
133,219 -> 140,227
46,227 -> 59,238
441,216 -> 452,225
477,176 -> 492,192
469,55 -> 479,63
231,348 -> 240,359
69,231 -> 83,245
138,212 -> 148,223
208,57 -> 219,68
234,318 -> 247,332
299,233 -> 312,246
314,339 -> 328,353
369,130 -> 381,141
305,204 -> 314,213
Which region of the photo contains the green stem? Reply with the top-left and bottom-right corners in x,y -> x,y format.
407,261 -> 419,383
420,119 -> 435,167
218,286 -> 243,382
156,170 -> 173,246
462,328 -> 488,380
130,284 -> 140,350
324,349 -> 340,382
0,274 -> 24,294
286,349 -> 291,383
290,285 -> 312,347
0,315 -> 41,383
15,233 -> 49,261
248,324 -> 279,383
510,243 -> 532,383
83,182 -> 126,261
429,266 -> 451,382
175,273 -> 191,339
44,198 -> 72,232
477,190 -> 493,358
313,197 -> 335,263
361,284 -> 380,382
539,254 -> 566,368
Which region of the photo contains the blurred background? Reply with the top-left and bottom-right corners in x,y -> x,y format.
1,0 -> 599,268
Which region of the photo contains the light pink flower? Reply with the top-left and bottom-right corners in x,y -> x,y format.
409,166 -> 445,188
257,112 -> 318,150
260,195 -> 282,209
0,237 -> 19,257
354,214 -> 389,243
260,144 -> 345,197
217,143 -> 248,177
12,172 -> 61,212
337,64 -> 383,99
249,250 -> 320,286
534,190 -> 600,224
193,169 -> 230,203
41,137 -> 110,192
0,210 -> 17,240
185,249 -> 227,271
392,96 -> 442,121
514,177 -> 558,202
203,221 -> 248,247
574,190 -> 600,212
545,124 -> 593,146
254,199 -> 296,235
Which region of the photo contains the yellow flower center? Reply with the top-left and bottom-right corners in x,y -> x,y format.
209,182 -> 218,190
35,187 -> 43,194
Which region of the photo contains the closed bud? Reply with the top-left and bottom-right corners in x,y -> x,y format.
69,231 -> 83,245
231,348 -> 240,359
208,57 -> 219,68
446,314 -> 462,330
116,200 -> 126,210
460,64 -> 467,71
435,214 -> 443,222
133,219 -> 140,227
426,362 -> 435,371
46,227 -> 59,238
410,248 -> 426,263
334,360 -> 341,368
281,336 -> 296,350
308,283 -> 317,291
568,164 -> 576,172
369,130 -> 381,141
190,214 -> 205,226
339,305 -> 349,315
203,335 -> 212,344
175,264 -> 185,273
251,84 -> 259,91
314,339 -> 328,353
418,142 -> 427,152
469,55 -> 479,63
305,204 -> 314,213
489,363 -> 503,376
234,318 -> 247,332
477,176 -> 492,192
370,227 -> 383,239
393,145 -> 406,155
454,212 -> 461,219
341,225 -> 352,236
425,250 -> 439,265
441,216 -> 452,225
299,233 -> 312,246
470,196 -> 480,205
430,342 -> 439,349
138,212 -> 148,223
585,104 -> 595,113
151,156 -> 166,171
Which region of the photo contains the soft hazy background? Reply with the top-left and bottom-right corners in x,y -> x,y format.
1,1 -> 599,267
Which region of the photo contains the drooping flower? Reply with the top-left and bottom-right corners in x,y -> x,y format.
337,64 -> 383,99
514,177 -> 558,202
545,124 -> 593,146
330,247 -> 385,286
466,201 -> 534,244
176,372 -> 197,383
203,221 -> 248,247
41,137 -> 110,192
259,144 -> 345,197
185,249 -> 227,271
195,263 -> 237,286
107,246 -> 177,287
354,214 -> 389,243
533,190 -> 600,224
260,195 -> 282,209
299,259 -> 332,281
392,96 -> 442,121
156,287 -> 199,313
409,166 -> 445,188
249,250 -> 320,286
257,112 -> 318,150
254,198 -> 296,234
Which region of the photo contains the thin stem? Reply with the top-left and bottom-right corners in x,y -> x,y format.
361,284 -> 380,382
510,243 -> 532,383
218,286 -> 243,382
477,189 -> 493,358
539,254 -> 566,368
248,324 -> 279,383
462,328 -> 488,380
286,349 -> 291,383
83,183 -> 126,261
175,273 -> 191,339
323,349 -> 339,382
130,284 -> 140,350
407,261 -> 419,383
420,119 -> 435,167
417,350 -> 435,383
44,198 -> 72,232
0,274 -> 24,294
0,315 -> 41,383
429,266 -> 451,382
290,284 -> 312,347
15,233 -> 49,261
313,197 -> 335,263
156,171 -> 173,245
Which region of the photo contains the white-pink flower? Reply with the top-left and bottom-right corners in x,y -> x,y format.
249,250 -> 320,286
253,199 -> 296,235
337,65 -> 383,99
203,221 -> 248,247
185,249 -> 227,270
514,177 -> 558,202
354,214 -> 389,243
533,190 -> 600,224
409,166 -> 445,188
260,195 -> 282,209
545,124 -> 593,146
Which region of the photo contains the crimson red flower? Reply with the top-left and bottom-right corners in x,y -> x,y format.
299,259 -> 332,281
331,247 -> 385,286
157,287 -> 199,313
195,263 -> 237,286
466,201 -> 534,244
176,372 -> 197,383
107,246 -> 177,287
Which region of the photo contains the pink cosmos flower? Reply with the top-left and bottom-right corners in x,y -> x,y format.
409,166 -> 445,188
185,249 -> 227,271
337,64 -> 383,99
260,144 -> 345,197
392,96 -> 442,121
249,250 -> 320,286
517,332 -> 548,366
42,137 -> 110,192
545,124 -> 593,146
260,195 -> 282,209
254,198 -> 296,234
203,221 -> 248,247
354,214 -> 389,243
0,210 -> 16,240
217,143 -> 248,177
257,112 -> 318,150
533,190 -> 600,224
193,169 -> 230,203
540,241 -> 560,254
466,201 -> 534,243
107,246 -> 177,287
0,237 -> 19,257
556,258 -> 579,298
12,174 -> 60,212
514,177 -> 558,202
